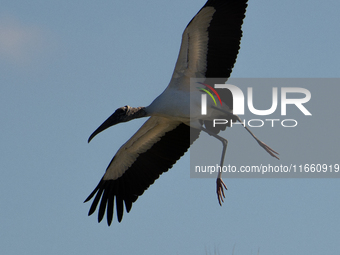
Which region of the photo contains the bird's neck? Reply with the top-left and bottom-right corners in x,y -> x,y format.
126,106 -> 147,121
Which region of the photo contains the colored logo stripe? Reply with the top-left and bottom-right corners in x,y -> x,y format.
197,87 -> 217,106
197,82 -> 223,106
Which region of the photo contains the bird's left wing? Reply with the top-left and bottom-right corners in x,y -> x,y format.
170,0 -> 248,85
85,116 -> 200,225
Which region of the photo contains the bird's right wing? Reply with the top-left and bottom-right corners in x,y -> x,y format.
85,116 -> 200,225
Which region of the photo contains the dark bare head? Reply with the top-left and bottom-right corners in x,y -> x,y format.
88,105 -> 147,143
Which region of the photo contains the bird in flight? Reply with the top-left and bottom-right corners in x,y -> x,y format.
85,0 -> 279,226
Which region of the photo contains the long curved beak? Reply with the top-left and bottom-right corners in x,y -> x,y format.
88,112 -> 120,143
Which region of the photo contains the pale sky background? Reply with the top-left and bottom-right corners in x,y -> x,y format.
1,1 -> 340,254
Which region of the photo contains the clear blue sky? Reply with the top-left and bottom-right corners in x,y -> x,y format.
1,0 -> 339,254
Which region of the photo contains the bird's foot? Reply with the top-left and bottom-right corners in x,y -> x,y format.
257,140 -> 280,160
216,178 -> 228,206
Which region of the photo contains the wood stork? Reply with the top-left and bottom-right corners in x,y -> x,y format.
85,0 -> 279,226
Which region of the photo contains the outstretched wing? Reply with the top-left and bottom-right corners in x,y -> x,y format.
170,0 -> 248,133
170,0 -> 248,83
85,116 -> 200,225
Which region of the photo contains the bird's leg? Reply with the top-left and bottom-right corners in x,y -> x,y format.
234,115 -> 279,159
211,106 -> 279,159
201,127 -> 228,206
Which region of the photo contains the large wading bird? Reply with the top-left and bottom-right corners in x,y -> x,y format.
85,0 -> 279,226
